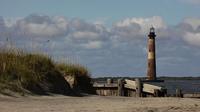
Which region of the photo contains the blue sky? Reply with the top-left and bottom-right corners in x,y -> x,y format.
0,0 -> 200,25
0,0 -> 200,77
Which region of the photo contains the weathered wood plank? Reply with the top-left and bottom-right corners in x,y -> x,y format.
93,83 -> 118,87
124,79 -> 136,90
143,83 -> 162,94
124,84 -> 136,90
125,79 -> 136,87
125,79 -> 163,94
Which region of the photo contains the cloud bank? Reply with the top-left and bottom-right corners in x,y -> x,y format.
0,14 -> 200,77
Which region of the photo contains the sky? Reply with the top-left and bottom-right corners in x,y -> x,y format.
0,0 -> 200,77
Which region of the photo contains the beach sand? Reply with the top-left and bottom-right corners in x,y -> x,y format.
0,95 -> 199,112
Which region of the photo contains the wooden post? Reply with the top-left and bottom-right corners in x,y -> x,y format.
176,88 -> 183,97
107,78 -> 113,85
135,78 -> 142,97
118,79 -> 124,96
154,89 -> 160,97
161,89 -> 167,97
107,78 -> 113,96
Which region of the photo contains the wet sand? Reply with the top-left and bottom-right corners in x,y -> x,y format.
0,95 -> 199,112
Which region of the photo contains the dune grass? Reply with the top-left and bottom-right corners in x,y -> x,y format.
56,63 -> 94,94
0,48 -> 92,95
56,63 -> 90,78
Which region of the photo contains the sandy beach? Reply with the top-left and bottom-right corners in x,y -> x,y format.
0,95 -> 199,112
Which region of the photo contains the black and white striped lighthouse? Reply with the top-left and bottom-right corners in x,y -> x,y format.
147,27 -> 157,80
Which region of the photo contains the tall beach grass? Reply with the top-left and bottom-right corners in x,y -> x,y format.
0,48 -> 92,95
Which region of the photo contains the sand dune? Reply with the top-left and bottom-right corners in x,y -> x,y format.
0,95 -> 199,112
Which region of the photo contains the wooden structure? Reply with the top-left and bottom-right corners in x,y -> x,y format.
93,83 -> 118,96
93,78 -> 167,97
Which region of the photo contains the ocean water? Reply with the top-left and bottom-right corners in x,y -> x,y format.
163,80 -> 200,94
145,79 -> 200,95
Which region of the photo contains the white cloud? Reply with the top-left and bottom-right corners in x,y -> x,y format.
115,16 -> 167,34
111,16 -> 170,43
183,32 -> 200,46
2,14 -> 200,47
22,22 -> 62,37
178,17 -> 200,46
72,31 -> 100,40
53,16 -> 69,30
15,14 -> 69,38
81,41 -> 103,49
183,18 -> 200,30
4,17 -> 22,28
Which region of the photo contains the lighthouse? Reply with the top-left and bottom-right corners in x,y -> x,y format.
147,27 -> 157,80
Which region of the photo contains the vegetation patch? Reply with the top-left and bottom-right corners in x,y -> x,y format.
0,48 -> 92,96
56,63 -> 94,94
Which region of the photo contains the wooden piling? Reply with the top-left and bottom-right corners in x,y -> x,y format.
117,79 -> 124,96
107,78 -> 113,85
176,88 -> 183,97
135,78 -> 142,97
154,89 -> 160,97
